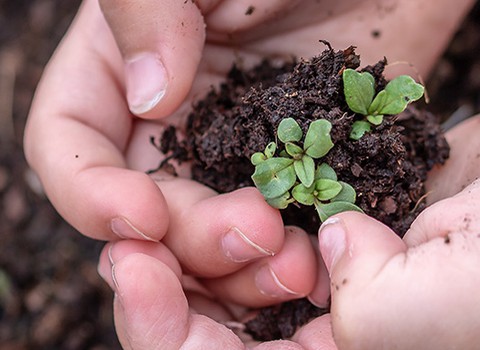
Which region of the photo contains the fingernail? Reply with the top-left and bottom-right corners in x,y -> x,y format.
318,217 -> 346,275
221,227 -> 274,263
255,265 -> 301,298
125,53 -> 168,115
110,217 -> 157,241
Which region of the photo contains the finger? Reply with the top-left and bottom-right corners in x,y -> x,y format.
318,212 -> 406,284
99,0 -> 206,117
156,179 -> 286,278
318,211 -> 480,349
97,240 -> 182,290
404,179 -> 480,247
24,0 -> 168,241
317,212 -> 407,349
206,0 -> 301,34
306,236 -> 331,308
202,226 -> 317,308
292,314 -> 337,350
110,253 -> 246,350
426,114 -> 480,204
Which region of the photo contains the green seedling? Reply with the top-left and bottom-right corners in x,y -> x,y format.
343,68 -> 425,140
251,118 -> 362,222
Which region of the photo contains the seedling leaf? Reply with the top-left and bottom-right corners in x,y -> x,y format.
315,163 -> 337,181
343,69 -> 376,115
315,179 -> 342,201
264,142 -> 277,158
278,118 -> 303,143
350,120 -> 371,140
251,157 -> 295,198
294,155 -> 315,187
366,114 -> 383,126
251,152 -> 266,165
304,119 -> 334,158
368,75 -> 424,116
315,201 -> 364,222
292,183 -> 315,205
285,142 -> 304,157
266,192 -> 293,209
332,181 -> 357,203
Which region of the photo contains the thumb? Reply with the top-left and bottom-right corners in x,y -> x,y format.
99,0 -> 206,117
318,212 -> 406,349
318,212 -> 406,286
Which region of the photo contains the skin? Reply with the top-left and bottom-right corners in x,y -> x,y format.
24,0 -> 480,348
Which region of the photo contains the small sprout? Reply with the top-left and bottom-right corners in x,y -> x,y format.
278,118 -> 303,143
343,68 -> 425,140
251,157 -> 295,199
251,118 -> 362,223
350,120 -> 371,140
343,69 -> 376,115
294,155 -> 315,187
304,119 -> 334,158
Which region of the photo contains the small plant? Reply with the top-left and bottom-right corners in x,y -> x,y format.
343,68 -> 425,140
251,118 -> 362,222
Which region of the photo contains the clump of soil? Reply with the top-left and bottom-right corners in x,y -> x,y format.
158,44 -> 449,340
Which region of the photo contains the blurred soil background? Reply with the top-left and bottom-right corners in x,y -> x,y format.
0,1 -> 479,349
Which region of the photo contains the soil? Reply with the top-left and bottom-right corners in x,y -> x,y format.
159,44 -> 450,340
0,1 -> 479,348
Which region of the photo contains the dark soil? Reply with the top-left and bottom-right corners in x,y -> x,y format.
159,44 -> 450,340
1,1 -> 479,348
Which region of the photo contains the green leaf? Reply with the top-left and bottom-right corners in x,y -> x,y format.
266,192 -> 294,209
294,155 -> 315,187
315,163 -> 337,181
278,118 -> 303,143
343,68 -> 376,115
314,179 -> 342,201
285,142 -> 304,157
315,201 -> 364,222
368,75 -> 424,116
350,120 -> 371,140
331,181 -> 357,203
264,142 -> 277,158
366,114 -> 383,126
251,157 -> 295,198
304,119 -> 334,158
292,183 -> 315,205
251,152 -> 266,165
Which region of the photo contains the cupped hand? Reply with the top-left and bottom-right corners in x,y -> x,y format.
315,116 -> 480,349
24,0 -> 472,244
96,115 -> 480,349
97,239 -> 336,350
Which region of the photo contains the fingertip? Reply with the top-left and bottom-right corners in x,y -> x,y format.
71,167 -> 170,241
100,0 -> 206,119
318,212 -> 406,289
112,253 -> 190,348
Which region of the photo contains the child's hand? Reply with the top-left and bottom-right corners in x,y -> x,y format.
97,179 -> 480,350
319,180 -> 480,349
97,238 -> 330,349
24,0 -> 473,243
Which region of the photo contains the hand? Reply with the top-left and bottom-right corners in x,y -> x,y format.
97,181 -> 480,350
24,0 -> 472,245
315,116 -> 480,349
97,116 -> 480,350
97,239 -> 337,350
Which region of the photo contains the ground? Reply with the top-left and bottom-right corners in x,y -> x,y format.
0,1 -> 479,349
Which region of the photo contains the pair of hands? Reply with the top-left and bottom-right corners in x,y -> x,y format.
24,0 -> 480,348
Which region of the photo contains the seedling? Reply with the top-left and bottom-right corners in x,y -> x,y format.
251,118 -> 362,222
343,68 -> 425,139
